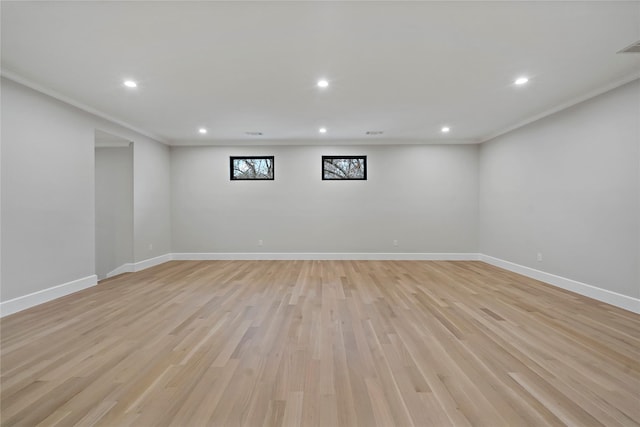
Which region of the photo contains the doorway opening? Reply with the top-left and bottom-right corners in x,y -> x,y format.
95,130 -> 133,280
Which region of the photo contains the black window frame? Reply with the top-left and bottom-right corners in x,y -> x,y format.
321,155 -> 367,180
229,156 -> 275,181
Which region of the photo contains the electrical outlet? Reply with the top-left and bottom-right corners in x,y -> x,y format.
393,240 -> 399,247
258,239 -> 263,247
537,252 -> 543,262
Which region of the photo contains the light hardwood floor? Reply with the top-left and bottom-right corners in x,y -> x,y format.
1,260 -> 639,426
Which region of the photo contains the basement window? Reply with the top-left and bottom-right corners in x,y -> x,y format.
322,156 -> 367,180
230,156 -> 274,180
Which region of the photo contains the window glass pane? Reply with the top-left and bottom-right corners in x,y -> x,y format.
230,157 -> 274,180
322,156 -> 367,180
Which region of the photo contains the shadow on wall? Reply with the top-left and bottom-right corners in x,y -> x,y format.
95,130 -> 133,280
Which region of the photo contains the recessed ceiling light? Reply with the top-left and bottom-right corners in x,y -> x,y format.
317,79 -> 329,88
514,77 -> 529,85
198,128 -> 207,134
123,80 -> 137,88
441,126 -> 450,133
319,127 -> 327,134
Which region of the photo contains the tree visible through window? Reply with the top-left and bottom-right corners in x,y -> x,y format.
230,156 -> 274,180
322,156 -> 367,180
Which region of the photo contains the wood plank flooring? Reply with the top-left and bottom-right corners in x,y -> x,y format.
1,260 -> 639,426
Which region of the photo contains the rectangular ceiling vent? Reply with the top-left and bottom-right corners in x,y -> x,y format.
618,41 -> 640,53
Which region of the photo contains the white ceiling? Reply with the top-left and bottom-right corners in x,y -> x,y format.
2,1 -> 639,146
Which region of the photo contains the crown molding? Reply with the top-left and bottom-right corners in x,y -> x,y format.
169,138 -> 481,147
480,72 -> 640,143
1,68 -> 169,145
3,66 -> 636,148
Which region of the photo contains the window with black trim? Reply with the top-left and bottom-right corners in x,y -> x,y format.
230,156 -> 274,180
322,156 -> 367,180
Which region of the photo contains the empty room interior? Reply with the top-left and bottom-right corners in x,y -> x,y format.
1,1 -> 639,426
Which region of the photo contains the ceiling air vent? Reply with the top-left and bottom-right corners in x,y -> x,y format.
245,131 -> 263,136
366,131 -> 384,135
618,41 -> 640,53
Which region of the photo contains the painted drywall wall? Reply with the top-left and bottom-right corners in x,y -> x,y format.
95,145 -> 133,279
1,79 -> 96,301
479,80 -> 640,298
133,135 -> 171,263
1,77 -> 171,303
3,71 -> 637,311
171,144 -> 479,254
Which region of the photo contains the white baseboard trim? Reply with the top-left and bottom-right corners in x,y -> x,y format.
479,254 -> 640,314
106,263 -> 134,278
171,252 -> 481,261
5,253 -> 636,317
0,275 -> 97,318
132,253 -> 173,272
105,254 -> 173,278
1,254 -> 173,317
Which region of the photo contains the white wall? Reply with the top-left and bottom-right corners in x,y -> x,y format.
3,73 -> 637,313
0,77 -> 171,305
2,79 -> 96,301
95,145 -> 133,279
479,80 -> 640,299
133,135 -> 171,263
171,144 -> 479,254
